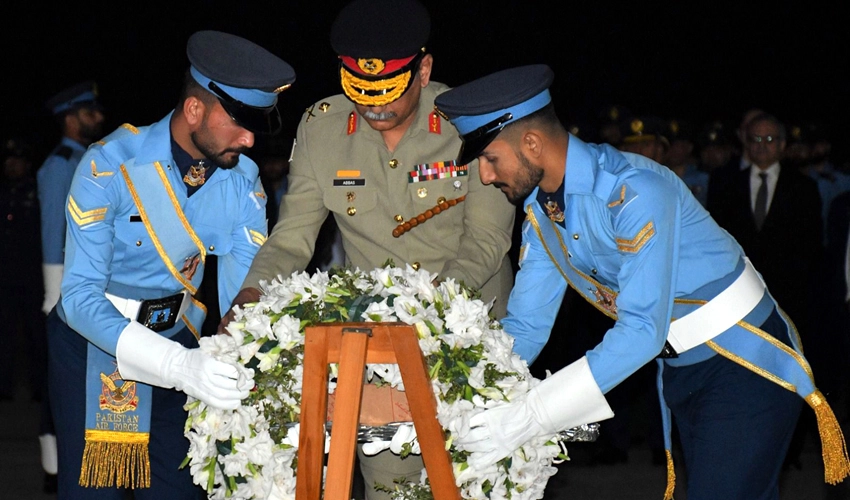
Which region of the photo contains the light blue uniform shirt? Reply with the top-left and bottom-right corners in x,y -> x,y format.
58,113 -> 268,355
503,135 -> 757,393
37,137 -> 86,264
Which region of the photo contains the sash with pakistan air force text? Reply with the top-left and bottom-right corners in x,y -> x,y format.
80,160 -> 208,489
524,203 -> 849,495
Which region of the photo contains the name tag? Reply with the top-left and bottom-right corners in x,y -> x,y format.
129,215 -> 142,222
333,179 -> 366,187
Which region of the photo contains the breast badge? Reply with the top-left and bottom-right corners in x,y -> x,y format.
593,286 -> 618,316
181,253 -> 201,280
183,161 -> 207,187
544,200 -> 565,222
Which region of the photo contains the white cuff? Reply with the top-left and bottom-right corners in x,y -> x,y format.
528,356 -> 614,433
115,321 -> 173,389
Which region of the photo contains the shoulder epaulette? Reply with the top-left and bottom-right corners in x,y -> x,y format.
301,95 -> 352,125
606,182 -> 639,218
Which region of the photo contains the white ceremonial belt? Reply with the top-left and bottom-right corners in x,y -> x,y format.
106,291 -> 191,328
667,258 -> 765,354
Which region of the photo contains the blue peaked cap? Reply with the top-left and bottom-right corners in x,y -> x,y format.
435,64 -> 555,165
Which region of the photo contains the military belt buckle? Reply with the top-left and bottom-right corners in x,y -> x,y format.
656,340 -> 679,359
137,292 -> 184,332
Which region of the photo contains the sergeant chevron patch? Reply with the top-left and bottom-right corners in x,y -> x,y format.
68,196 -> 107,226
616,221 -> 655,253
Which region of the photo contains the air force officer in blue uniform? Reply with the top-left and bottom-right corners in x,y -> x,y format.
47,31 -> 295,499
435,65 -> 849,500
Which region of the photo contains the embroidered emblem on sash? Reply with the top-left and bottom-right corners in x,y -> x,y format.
183,161 -> 207,187
616,221 -> 655,253
98,371 -> 138,414
180,253 -> 201,281
545,200 -> 565,222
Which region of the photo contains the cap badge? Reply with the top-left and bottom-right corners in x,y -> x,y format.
630,119 -> 644,134
273,84 -> 292,94
319,102 -> 331,112
357,58 -> 386,75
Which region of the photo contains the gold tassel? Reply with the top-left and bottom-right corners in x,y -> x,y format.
79,431 -> 151,488
663,449 -> 676,500
806,390 -> 850,485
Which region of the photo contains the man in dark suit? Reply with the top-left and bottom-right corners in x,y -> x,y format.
708,112 -> 822,334
707,112 -> 824,470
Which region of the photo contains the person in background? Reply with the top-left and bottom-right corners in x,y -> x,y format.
37,80 -> 106,494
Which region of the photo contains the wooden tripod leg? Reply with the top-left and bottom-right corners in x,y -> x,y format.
323,328 -> 370,500
296,327 -> 330,500
391,326 -> 461,500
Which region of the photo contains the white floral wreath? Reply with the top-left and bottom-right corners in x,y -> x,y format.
183,264 -> 567,500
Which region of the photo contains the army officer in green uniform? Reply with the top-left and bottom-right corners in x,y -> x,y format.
221,1 -> 516,498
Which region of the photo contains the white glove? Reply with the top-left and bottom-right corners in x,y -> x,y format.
116,321 -> 253,410
42,264 -> 63,314
458,356 -> 614,468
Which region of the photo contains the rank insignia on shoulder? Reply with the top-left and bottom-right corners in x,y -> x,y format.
428,111 -> 441,134
121,123 -> 140,135
607,183 -> 638,218
408,161 -> 468,183
616,221 -> 655,253
90,159 -> 114,178
347,111 -> 357,135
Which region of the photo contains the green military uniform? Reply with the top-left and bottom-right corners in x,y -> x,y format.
242,81 -> 515,499
244,81 -> 515,315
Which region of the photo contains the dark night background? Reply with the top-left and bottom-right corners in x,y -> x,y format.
3,1 -> 848,162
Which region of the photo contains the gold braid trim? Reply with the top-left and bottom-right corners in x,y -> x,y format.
79,430 -> 150,488
663,449 -> 676,500
340,68 -> 411,107
805,390 -> 850,484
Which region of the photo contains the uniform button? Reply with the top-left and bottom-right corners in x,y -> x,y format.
394,214 -> 404,223
209,245 -> 215,251
347,207 -> 357,216
417,187 -> 428,198
573,234 -> 580,240
437,196 -> 447,204
591,268 -> 598,274
136,241 -> 142,246
411,262 -> 421,270
389,159 -> 399,169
